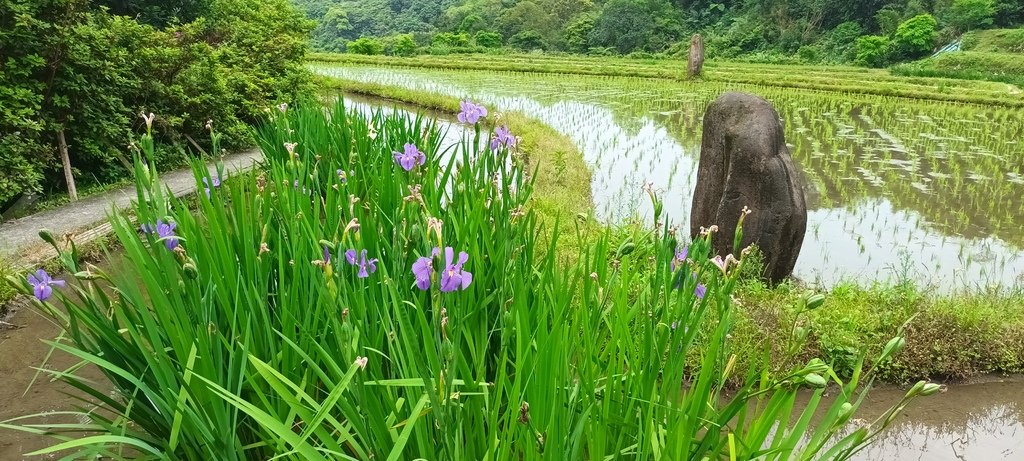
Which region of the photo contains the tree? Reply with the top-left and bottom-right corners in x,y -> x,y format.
348,36 -> 384,54
565,14 -> 596,53
100,0 -> 211,27
993,0 -> 1024,27
474,30 -> 503,48
510,30 -> 547,50
891,14 -> 937,59
943,0 -> 995,33
459,14 -> 484,33
590,0 -> 680,53
309,6 -> 353,51
855,35 -> 890,67
393,33 -> 417,55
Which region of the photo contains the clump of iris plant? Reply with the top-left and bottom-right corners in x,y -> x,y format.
457,100 -> 487,125
393,143 -> 426,171
412,247 -> 473,292
490,125 -> 516,151
670,245 -> 706,299
27,269 -> 65,301
345,249 -> 378,278
141,219 -> 180,250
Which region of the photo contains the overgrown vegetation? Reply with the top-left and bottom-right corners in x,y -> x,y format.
2,98 -> 937,460
291,0 -> 1022,64
0,0 -> 311,209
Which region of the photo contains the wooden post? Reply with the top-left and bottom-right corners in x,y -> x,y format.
58,129 -> 78,201
688,34 -> 704,79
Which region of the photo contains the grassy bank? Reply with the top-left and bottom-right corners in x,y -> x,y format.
323,75 -> 1024,384
310,52 -> 1024,107
892,51 -> 1024,89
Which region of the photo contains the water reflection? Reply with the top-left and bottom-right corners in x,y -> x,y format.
833,379 -> 1024,460
315,65 -> 1024,289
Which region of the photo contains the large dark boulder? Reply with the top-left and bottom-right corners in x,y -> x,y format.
690,92 -> 807,283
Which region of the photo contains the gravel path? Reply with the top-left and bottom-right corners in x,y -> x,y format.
0,149 -> 263,264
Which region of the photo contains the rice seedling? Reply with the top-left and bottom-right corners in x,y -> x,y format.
2,98 -> 936,459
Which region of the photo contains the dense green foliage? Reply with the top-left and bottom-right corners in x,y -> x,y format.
291,0 -> 1022,62
0,0 -> 311,208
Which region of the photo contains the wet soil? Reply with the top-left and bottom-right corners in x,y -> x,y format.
0,294 -> 108,460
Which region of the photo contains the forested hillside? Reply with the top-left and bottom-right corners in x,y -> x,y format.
293,0 -> 1023,61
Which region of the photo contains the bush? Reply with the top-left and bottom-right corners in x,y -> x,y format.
891,14 -> 938,60
473,30 -> 502,48
797,45 -> 823,63
432,32 -> 470,47
510,30 -> 547,50
393,34 -> 417,56
821,21 -> 863,63
347,37 -> 384,55
856,35 -> 891,67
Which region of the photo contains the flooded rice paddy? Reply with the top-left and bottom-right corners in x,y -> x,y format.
315,64 -> 1024,289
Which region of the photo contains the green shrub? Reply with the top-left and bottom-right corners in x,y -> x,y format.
797,45 -> 823,63
431,31 -> 470,47
347,36 -> 384,55
856,35 -> 891,67
821,21 -> 863,63
510,30 -> 547,50
393,34 -> 417,56
891,14 -> 938,60
473,30 -> 502,48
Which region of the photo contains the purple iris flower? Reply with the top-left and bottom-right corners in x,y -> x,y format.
695,283 -> 707,299
337,169 -> 347,183
457,100 -> 487,124
27,269 -> 65,301
671,245 -> 689,272
202,175 -> 221,198
142,219 -> 179,250
439,247 -> 473,292
412,247 -> 441,290
393,143 -> 426,171
323,245 -> 331,264
345,249 -> 378,278
489,125 -> 516,151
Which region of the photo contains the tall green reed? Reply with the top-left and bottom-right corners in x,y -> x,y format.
4,98 -> 936,460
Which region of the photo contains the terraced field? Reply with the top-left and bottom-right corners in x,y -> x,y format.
312,58 -> 1024,288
